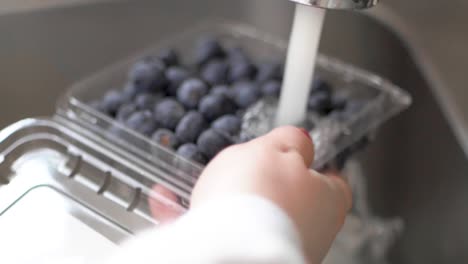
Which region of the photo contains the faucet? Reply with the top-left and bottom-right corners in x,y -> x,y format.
288,0 -> 378,9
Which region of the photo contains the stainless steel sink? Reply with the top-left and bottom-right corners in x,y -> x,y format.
327,16 -> 468,264
0,0 -> 467,263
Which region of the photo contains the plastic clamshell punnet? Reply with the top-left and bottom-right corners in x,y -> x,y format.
58,21 -> 410,196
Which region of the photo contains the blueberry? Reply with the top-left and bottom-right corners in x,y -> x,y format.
100,89 -> 129,116
177,78 -> 209,109
152,129 -> 179,150
238,133 -> 255,144
122,83 -> 139,100
212,115 -> 241,136
226,46 -> 249,64
211,85 -> 233,98
197,129 -> 232,159
308,91 -> 332,115
261,80 -> 281,97
165,67 -> 190,96
231,81 -> 261,109
139,123 -> 159,138
154,98 -> 186,130
194,36 -> 225,66
134,93 -> 162,110
177,143 -> 207,165
228,61 -> 257,83
256,62 -> 283,83
116,103 -> 138,122
176,111 -> 207,144
158,49 -> 179,67
125,110 -> 158,136
129,58 -> 166,93
331,94 -> 347,111
199,94 -> 237,121
311,78 -> 332,96
201,60 -> 229,85
330,99 -> 365,120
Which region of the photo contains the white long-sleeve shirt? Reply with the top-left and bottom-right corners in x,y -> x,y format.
105,195 -> 307,264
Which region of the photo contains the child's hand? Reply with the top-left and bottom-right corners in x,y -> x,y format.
150,126 -> 351,263
191,126 -> 352,263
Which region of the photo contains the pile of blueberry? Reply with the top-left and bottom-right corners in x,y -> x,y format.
90,36 -> 365,166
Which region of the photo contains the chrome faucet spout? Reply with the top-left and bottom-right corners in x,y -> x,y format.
289,0 -> 379,9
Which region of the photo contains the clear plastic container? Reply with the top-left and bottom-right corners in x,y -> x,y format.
58,21 -> 411,193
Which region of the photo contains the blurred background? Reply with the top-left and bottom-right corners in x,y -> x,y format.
0,1 -> 467,263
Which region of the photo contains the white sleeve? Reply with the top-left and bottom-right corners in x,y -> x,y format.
104,194 -> 307,264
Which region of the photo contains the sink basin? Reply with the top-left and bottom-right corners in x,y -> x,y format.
0,0 -> 466,263
321,12 -> 468,264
